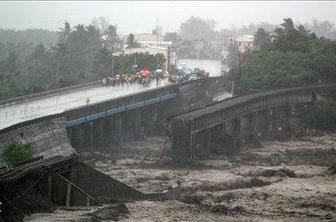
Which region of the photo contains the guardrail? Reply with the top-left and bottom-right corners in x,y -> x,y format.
0,77 -> 224,108
175,83 -> 336,121
0,77 -> 225,133
65,93 -> 178,128
0,81 -> 100,107
64,77 -> 224,121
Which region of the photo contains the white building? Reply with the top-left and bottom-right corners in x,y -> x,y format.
228,35 -> 255,53
123,33 -> 172,49
123,33 -> 174,72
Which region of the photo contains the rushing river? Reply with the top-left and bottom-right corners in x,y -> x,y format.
176,59 -> 228,77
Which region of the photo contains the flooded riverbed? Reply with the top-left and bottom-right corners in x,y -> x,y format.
25,133 -> 336,221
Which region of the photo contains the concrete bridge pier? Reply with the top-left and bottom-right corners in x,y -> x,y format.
76,122 -> 94,151
269,107 -> 278,139
94,119 -> 106,149
222,120 -> 239,153
144,104 -> 159,136
114,114 -> 123,145
272,106 -> 291,139
255,109 -> 271,140
231,118 -> 241,153
133,109 -> 142,140
207,124 -> 228,156
68,101 -> 177,153
105,115 -> 116,145
193,130 -> 211,159
122,112 -> 132,141
240,113 -> 257,143
224,120 -> 233,135
68,126 -> 80,150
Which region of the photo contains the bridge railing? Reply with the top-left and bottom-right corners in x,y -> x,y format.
176,83 -> 336,122
0,81 -> 100,107
63,77 -> 224,123
0,77 -> 224,133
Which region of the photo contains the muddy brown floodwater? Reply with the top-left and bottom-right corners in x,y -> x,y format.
25,134 -> 336,221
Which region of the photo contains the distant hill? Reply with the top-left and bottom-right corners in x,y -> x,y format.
0,28 -> 57,46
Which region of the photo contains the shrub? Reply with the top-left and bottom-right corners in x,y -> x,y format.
2,143 -> 33,165
303,99 -> 336,131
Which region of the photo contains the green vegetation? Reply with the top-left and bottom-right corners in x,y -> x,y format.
226,18 -> 336,131
228,18 -> 336,93
303,99 -> 336,131
0,21 -> 165,100
1,17 -> 336,100
0,28 -> 57,45
173,17 -> 336,60
2,143 -> 33,165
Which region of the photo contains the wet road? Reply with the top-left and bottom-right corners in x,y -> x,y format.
0,59 -> 229,130
0,79 -> 170,130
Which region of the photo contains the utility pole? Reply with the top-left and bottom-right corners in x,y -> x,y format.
56,54 -> 69,86
232,41 -> 241,96
25,71 -> 28,92
56,61 -> 59,87
156,54 -> 159,69
111,53 -> 114,76
132,55 -> 137,74
166,46 -> 170,74
156,19 -> 159,47
85,54 -> 88,80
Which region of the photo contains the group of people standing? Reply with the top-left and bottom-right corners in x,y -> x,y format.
100,69 -> 166,87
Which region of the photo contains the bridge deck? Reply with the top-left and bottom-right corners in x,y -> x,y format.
176,84 -> 336,122
170,83 -> 336,161
0,80 -> 169,130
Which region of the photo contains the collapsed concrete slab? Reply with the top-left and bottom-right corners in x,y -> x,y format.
69,162 -> 146,202
0,116 -> 149,221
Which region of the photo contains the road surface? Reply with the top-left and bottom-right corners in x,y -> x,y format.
0,79 -> 170,130
0,59 -> 228,130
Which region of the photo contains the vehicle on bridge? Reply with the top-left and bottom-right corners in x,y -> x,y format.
169,67 -> 209,83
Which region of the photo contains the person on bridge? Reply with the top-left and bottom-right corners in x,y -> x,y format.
85,97 -> 90,105
155,72 -> 160,86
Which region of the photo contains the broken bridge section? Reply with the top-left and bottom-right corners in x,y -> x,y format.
170,84 -> 336,162
0,77 -> 229,220
0,116 -> 147,221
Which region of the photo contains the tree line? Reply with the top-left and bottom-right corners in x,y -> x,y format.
169,17 -> 336,60
1,16 -> 336,100
227,18 -> 336,131
228,18 -> 336,93
0,20 -> 165,100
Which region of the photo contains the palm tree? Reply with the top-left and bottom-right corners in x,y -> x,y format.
74,24 -> 86,33
127,33 -> 140,48
281,18 -> 295,32
296,25 -> 310,37
87,25 -> 100,41
254,28 -> 271,49
105,25 -> 118,50
57,21 -> 71,42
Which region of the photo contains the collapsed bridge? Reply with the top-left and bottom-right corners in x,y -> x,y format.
0,77 -> 228,221
170,84 -> 336,162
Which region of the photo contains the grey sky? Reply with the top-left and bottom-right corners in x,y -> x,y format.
0,1 -> 336,34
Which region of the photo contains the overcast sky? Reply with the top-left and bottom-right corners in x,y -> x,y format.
1,1 -> 336,34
